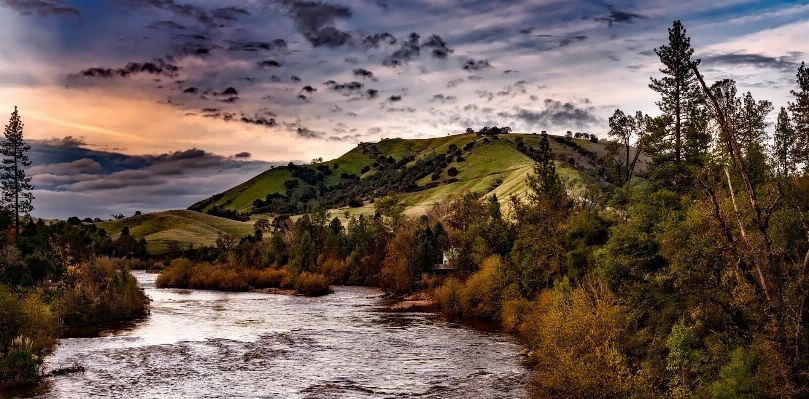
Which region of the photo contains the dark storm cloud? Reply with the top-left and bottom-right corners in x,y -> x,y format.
701,52 -> 803,72
353,68 -> 374,79
329,81 -> 364,94
228,39 -> 287,52
462,59 -> 492,71
506,99 -> 601,129
388,95 -> 402,102
183,87 -> 197,93
280,0 -> 353,47
594,6 -> 646,27
257,60 -> 282,68
301,85 -> 317,93
421,34 -> 453,59
0,0 -> 80,18
362,32 -> 396,48
29,137 -> 278,218
71,59 -> 179,79
383,33 -> 420,67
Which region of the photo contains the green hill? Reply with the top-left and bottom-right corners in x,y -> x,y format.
190,133 -> 641,218
96,210 -> 255,254
115,133 -> 641,254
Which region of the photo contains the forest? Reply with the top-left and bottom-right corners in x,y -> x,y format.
161,20 -> 809,397
4,17 -> 809,398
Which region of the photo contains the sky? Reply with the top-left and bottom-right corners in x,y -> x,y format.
1,0 -> 808,219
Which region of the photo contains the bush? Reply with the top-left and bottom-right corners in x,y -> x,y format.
294,272 -> 332,296
447,167 -> 459,177
0,288 -> 58,388
431,171 -> 441,181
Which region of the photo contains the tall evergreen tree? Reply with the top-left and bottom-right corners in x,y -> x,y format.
648,20 -> 703,164
1,107 -> 34,235
773,107 -> 796,177
646,20 -> 707,192
527,134 -> 566,208
789,62 -> 809,172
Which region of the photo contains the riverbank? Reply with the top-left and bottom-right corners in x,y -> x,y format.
5,272 -> 529,398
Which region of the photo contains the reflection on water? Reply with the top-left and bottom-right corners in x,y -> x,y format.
4,271 -> 529,398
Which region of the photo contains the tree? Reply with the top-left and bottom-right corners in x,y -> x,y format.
789,62 -> 809,172
1,107 -> 34,235
527,134 -> 566,208
646,21 -> 705,192
606,109 -> 647,186
773,107 -> 796,177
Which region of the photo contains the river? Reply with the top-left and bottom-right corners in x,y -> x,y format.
4,271 -> 530,398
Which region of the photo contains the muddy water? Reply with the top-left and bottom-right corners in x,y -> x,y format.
7,271 -> 529,398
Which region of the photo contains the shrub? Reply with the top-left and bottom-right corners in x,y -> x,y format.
294,272 -> 331,296
447,167 -> 459,177
431,171 -> 441,181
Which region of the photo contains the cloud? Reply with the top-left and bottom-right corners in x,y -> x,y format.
121,0 -> 212,25
447,78 -> 464,88
257,60 -> 282,69
147,20 -> 186,30
701,52 -> 802,72
29,158 -> 102,175
362,32 -> 396,48
388,95 -> 402,102
462,59 -> 492,71
421,34 -> 453,59
328,81 -> 364,94
0,0 -> 80,18
281,0 -> 352,47
559,36 -> 587,47
71,59 -> 179,79
27,138 -> 276,218
295,126 -> 325,139
594,6 -> 646,27
506,99 -> 601,129
233,152 -> 251,158
353,68 -> 375,79
228,39 -> 287,52
211,6 -> 250,20
432,94 -> 457,103
383,33 -> 420,67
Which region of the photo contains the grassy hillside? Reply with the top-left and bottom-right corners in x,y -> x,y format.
110,133 -> 644,253
190,133 -> 638,217
97,210 -> 255,253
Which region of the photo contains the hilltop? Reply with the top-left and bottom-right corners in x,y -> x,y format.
190,133 -> 637,218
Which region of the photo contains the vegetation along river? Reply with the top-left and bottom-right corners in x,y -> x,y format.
5,271 -> 529,398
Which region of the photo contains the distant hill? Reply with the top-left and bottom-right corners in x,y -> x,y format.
96,210 -> 255,254
105,133 -> 642,254
190,133 -> 642,218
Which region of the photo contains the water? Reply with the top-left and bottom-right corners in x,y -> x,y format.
5,271 -> 529,398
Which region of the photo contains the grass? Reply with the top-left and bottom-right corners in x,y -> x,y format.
96,210 -> 255,254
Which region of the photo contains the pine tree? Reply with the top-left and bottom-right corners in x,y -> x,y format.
789,62 -> 809,172
648,20 -> 703,165
1,107 -> 34,235
773,107 -> 796,178
527,134 -> 566,208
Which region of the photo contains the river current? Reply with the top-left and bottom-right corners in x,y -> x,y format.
4,271 -> 529,398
